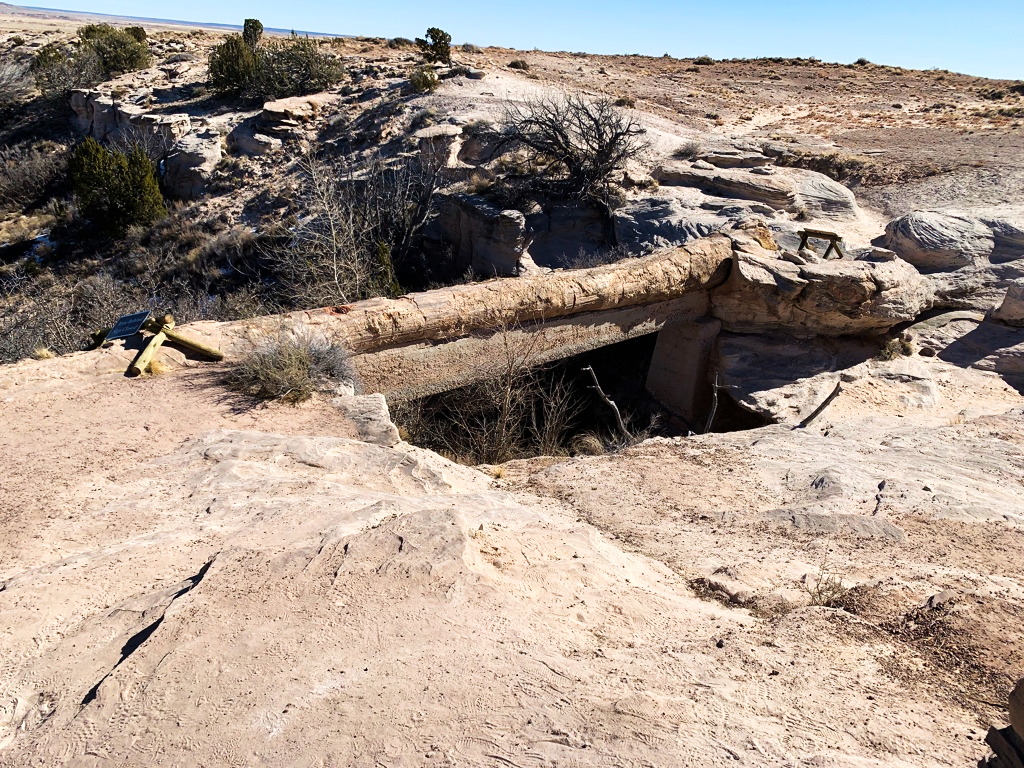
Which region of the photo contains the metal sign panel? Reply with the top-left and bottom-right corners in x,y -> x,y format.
104,311 -> 151,342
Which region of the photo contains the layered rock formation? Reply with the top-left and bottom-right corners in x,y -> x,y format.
711,246 -> 931,337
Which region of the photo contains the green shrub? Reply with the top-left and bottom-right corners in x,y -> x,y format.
11,35 -> 25,47
508,59 -> 529,71
242,18 -> 263,50
409,65 -> 439,93
208,31 -> 342,100
250,35 -> 343,99
693,55 -> 714,65
31,42 -> 103,96
224,332 -> 356,403
387,37 -> 414,49
78,24 -> 151,74
208,34 -> 257,95
124,26 -> 147,43
416,27 -> 451,65
69,138 -> 166,236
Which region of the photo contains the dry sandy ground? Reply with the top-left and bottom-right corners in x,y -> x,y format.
2,8 -> 1024,766
1,325 -> 1022,767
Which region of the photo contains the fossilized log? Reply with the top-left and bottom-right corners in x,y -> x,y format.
241,234 -> 733,354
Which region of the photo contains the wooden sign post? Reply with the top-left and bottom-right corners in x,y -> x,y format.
103,312 -> 225,376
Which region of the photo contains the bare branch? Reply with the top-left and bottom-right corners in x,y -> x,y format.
501,92 -> 648,202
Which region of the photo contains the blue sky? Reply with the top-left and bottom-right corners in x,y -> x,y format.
30,0 -> 1024,79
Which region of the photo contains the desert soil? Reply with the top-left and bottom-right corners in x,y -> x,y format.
2,6 -> 1024,766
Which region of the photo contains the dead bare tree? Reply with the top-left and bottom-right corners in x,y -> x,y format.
394,320 -> 587,465
270,151 -> 442,308
501,92 -> 648,203
105,123 -> 174,165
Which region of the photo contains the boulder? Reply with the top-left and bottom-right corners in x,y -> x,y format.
228,121 -> 282,156
653,162 -> 859,220
715,331 -> 877,423
791,169 -> 860,219
259,94 -> 337,139
656,162 -> 795,210
163,131 -> 222,200
712,250 -> 932,336
992,281 -> 1024,326
261,94 -> 335,123
883,210 -> 994,270
331,393 -> 401,447
432,194 -> 533,276
414,124 -> 464,167
1011,677 -> 1024,739
613,193 -> 729,251
698,149 -> 772,169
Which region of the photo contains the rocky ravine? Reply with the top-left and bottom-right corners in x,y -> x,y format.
2,242 -> 1024,767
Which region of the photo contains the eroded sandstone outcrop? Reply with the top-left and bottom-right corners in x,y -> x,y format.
70,88 -> 193,144
431,194 -> 534,276
712,246 -> 932,336
994,281 -> 1024,326
163,130 -> 223,200
653,161 -> 860,220
885,210 -> 1024,270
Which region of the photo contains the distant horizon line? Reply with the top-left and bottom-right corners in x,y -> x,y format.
20,4 -> 347,38
9,2 -> 1007,80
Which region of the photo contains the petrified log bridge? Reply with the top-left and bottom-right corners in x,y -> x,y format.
225,235 -> 734,407
173,230 -> 926,421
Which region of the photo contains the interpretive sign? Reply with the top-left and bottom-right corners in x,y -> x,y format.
104,311 -> 152,342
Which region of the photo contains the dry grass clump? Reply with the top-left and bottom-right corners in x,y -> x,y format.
409,65 -> 439,93
877,336 -> 913,360
571,432 -> 605,456
0,56 -> 32,107
393,329 -> 589,465
672,140 -> 702,160
803,560 -> 854,608
223,332 -> 356,404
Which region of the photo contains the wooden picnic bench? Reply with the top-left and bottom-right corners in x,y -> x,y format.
797,228 -> 845,259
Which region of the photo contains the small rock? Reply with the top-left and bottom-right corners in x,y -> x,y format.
920,590 -> 957,610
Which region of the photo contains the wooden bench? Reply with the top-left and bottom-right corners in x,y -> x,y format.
797,228 -> 845,259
